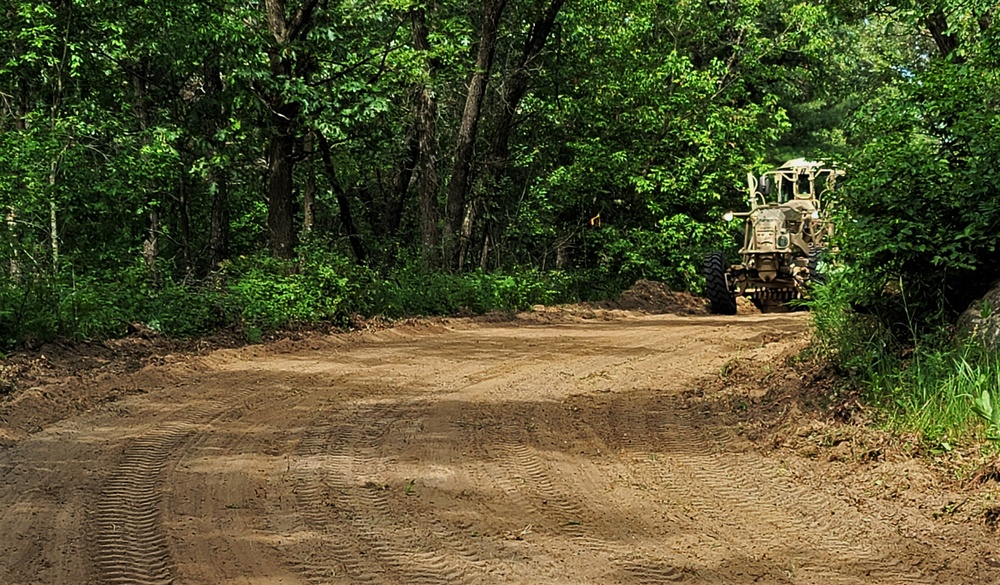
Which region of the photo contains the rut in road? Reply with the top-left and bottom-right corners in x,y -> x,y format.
92,423 -> 190,585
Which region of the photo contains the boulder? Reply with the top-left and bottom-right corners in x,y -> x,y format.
957,281 -> 1000,348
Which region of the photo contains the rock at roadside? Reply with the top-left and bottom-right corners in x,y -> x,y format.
957,281 -> 1000,348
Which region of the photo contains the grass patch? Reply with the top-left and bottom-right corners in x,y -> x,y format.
808,270 -> 1000,449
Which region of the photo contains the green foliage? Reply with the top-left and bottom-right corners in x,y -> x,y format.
368,265 -> 582,318
810,269 -> 1000,447
586,213 -> 732,292
803,2 -> 1000,446
0,250 -> 588,350
832,5 -> 1000,334
971,387 -> 1000,441
221,253 -> 359,330
0,263 -> 225,347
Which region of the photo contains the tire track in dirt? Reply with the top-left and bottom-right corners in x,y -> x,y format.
161,376 -> 311,584
285,401 -> 398,584
91,410 -> 215,585
284,398 -> 488,585
92,424 -> 191,585
92,384 -> 268,585
668,425 -> 930,583
161,341 -> 510,583
454,344 -> 707,582
424,324 -> 751,583
615,560 -> 690,584
481,407 -> 710,585
333,402 -> 486,585
603,396 -> 932,584
486,431 -> 616,551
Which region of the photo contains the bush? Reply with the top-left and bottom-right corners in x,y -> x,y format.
810,56 -> 1000,446
0,250 -> 598,351
586,216 -> 732,294
809,269 -> 1000,447
221,252 -> 360,330
839,59 -> 1000,336
367,266 -> 583,317
0,262 -> 227,348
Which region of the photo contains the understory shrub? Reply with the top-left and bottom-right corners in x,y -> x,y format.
0,252 -> 596,351
809,269 -> 1000,447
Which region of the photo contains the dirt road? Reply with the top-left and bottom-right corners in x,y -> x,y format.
0,313 -> 995,584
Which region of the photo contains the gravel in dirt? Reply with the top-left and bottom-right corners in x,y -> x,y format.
0,310 -> 998,584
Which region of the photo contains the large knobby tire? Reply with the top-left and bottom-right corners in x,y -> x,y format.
704,252 -> 737,315
808,248 -> 827,286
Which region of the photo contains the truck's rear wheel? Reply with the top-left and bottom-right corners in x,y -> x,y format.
704,252 -> 737,315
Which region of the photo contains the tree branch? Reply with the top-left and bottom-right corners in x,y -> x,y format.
288,0 -> 323,41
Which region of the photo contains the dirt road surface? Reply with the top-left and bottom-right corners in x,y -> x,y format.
0,313 -> 996,584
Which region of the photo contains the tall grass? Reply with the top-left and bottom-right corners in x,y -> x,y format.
866,347 -> 1000,445
809,269 -> 1000,447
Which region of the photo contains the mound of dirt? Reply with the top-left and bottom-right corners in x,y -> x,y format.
598,279 -> 709,315
736,296 -> 761,315
516,279 -> 710,323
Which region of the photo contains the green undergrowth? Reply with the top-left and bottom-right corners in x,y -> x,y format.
808,271 -> 1000,450
0,251 -> 617,352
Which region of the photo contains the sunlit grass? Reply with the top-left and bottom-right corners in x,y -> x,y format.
808,271 -> 1000,448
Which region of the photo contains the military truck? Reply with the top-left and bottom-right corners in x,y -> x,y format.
704,159 -> 843,314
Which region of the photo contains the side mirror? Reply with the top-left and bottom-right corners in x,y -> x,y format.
761,176 -> 772,195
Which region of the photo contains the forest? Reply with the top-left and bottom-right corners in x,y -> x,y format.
3,1 -> 1000,437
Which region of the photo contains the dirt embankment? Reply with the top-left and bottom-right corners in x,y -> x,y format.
0,291 -> 998,584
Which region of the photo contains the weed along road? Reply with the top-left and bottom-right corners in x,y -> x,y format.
0,313 -> 995,584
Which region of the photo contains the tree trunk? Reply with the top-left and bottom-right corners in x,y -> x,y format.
209,169 -> 229,270
203,58 -> 230,271
6,208 -> 19,282
480,231 -> 490,271
488,0 -> 564,179
443,0 -> 508,270
267,123 -> 296,259
178,171 -> 193,279
48,163 -> 59,273
131,64 -> 160,285
457,201 -> 476,268
412,8 -> 441,270
302,132 -> 316,238
417,87 -> 441,270
925,9 -> 961,60
317,132 -> 367,264
262,0 -> 321,259
143,206 -> 159,286
469,0 -> 563,272
387,129 -> 418,237
47,1 -> 72,274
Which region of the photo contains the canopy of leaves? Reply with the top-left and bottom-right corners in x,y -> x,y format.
2,0 -> 996,347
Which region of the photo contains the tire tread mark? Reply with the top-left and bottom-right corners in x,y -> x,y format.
92,424 -> 191,585
631,404 -> 930,584
284,400 -> 486,584
91,394 -> 255,585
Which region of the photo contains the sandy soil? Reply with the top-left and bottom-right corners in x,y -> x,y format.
1,311 -> 998,584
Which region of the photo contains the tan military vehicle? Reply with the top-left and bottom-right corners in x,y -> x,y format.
704,159 -> 843,313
